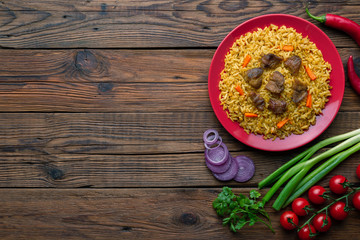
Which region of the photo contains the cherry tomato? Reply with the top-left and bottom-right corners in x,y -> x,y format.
298,224 -> 316,240
329,175 -> 348,194
330,201 -> 348,220
292,197 -> 310,216
352,191 -> 360,210
308,185 -> 326,205
280,210 -> 299,230
357,164 -> 360,179
312,213 -> 331,232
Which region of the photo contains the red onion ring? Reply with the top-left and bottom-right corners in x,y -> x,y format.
204,141 -> 229,166
204,136 -> 222,150
233,155 -> 255,182
205,153 -> 232,174
203,129 -> 220,145
212,156 -> 239,181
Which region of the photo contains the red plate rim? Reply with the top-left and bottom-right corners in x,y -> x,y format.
208,14 -> 345,151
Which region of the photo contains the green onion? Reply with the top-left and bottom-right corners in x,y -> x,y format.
258,128 -> 360,189
262,161 -> 306,204
258,148 -> 311,189
283,142 -> 360,207
259,129 -> 360,210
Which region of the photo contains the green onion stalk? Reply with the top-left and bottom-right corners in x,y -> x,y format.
259,129 -> 360,210
259,128 -> 360,189
283,142 -> 360,207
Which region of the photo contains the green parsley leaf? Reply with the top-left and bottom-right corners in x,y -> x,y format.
250,189 -> 261,199
213,187 -> 274,233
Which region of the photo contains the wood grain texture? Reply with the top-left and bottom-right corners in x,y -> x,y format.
0,80 -> 359,112
0,48 -> 359,113
0,188 -> 359,240
0,149 -> 358,188
0,48 -> 358,83
0,112 -> 359,188
0,49 -> 211,83
0,111 -> 360,156
0,0 -> 359,48
1,1 -> 360,239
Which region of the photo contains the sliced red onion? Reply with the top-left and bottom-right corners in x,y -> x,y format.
204,136 -> 222,150
204,142 -> 229,166
233,155 -> 255,182
212,156 -> 239,181
205,153 -> 232,173
203,129 -> 219,145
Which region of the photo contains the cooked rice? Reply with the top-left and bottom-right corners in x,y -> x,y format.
219,24 -> 332,140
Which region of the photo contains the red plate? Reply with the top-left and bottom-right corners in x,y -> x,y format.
208,14 -> 344,151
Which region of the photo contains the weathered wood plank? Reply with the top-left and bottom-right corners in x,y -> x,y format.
0,81 -> 211,112
0,47 -> 357,84
0,80 -> 359,112
0,0 -> 359,48
2,0 -> 360,12
0,49 -> 211,83
0,111 -> 359,156
0,80 -> 358,112
0,188 -> 359,240
0,130 -> 359,188
0,48 -> 359,112
0,151 -> 358,188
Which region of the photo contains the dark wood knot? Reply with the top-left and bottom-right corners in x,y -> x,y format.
100,3 -> 108,15
73,50 -> 109,79
219,1 -> 247,11
44,165 -> 65,180
98,82 -> 114,93
179,212 -> 198,225
75,50 -> 98,72
122,226 -> 132,232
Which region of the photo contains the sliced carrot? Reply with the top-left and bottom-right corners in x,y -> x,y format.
242,54 -> 251,68
306,92 -> 312,108
282,45 -> 294,51
276,118 -> 290,129
235,85 -> 244,95
244,112 -> 258,118
305,65 -> 317,80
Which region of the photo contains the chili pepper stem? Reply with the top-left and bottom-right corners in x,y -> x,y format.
305,7 -> 326,23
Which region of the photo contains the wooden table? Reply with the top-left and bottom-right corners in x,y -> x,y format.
0,1 -> 359,239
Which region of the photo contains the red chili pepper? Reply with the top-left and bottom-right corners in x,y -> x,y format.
306,8 -> 360,46
347,55 -> 360,95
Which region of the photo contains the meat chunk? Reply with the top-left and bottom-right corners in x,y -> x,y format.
292,78 -> 308,103
285,55 -> 302,75
249,92 -> 265,111
268,98 -> 287,114
246,68 -> 264,89
265,71 -> 285,94
261,53 -> 282,68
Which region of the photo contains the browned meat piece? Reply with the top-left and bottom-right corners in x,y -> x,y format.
246,68 -> 264,89
268,98 -> 287,114
285,55 -> 302,75
249,92 -> 265,111
265,71 -> 285,94
292,78 -> 308,103
261,53 -> 282,68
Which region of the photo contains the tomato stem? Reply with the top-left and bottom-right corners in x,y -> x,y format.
298,186 -> 360,231
320,191 -> 337,201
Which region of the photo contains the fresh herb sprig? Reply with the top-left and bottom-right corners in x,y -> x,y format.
212,187 -> 274,233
